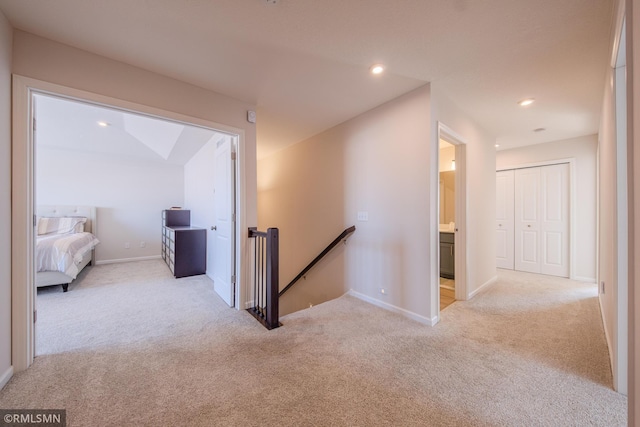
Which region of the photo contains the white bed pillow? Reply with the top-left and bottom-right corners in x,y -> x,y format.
37,216 -> 87,236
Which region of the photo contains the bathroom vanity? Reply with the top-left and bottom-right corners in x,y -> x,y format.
440,231 -> 455,279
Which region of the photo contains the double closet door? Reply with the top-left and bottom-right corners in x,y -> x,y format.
496,163 -> 569,277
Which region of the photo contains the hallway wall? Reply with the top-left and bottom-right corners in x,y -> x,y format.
0,9 -> 12,389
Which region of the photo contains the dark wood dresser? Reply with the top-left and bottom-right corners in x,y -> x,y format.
161,210 -> 206,278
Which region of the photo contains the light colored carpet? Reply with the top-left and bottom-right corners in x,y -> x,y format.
0,261 -> 627,426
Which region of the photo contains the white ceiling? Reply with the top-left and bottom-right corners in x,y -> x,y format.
0,0 -> 614,158
35,94 -> 223,165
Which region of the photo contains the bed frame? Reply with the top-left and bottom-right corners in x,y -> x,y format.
36,205 -> 97,292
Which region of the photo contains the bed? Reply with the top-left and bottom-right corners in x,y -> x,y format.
36,206 -> 100,292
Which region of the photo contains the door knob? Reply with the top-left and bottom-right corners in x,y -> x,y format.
211,226 -> 217,231
527,225 -> 531,228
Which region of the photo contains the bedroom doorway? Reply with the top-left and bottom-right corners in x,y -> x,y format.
32,93 -> 240,355
13,76 -> 248,368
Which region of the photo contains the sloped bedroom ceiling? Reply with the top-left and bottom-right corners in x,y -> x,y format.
35,94 -> 223,165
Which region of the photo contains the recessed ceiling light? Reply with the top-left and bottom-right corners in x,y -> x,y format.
518,98 -> 535,107
533,127 -> 546,132
495,144 -> 500,148
97,121 -> 110,127
370,64 -> 385,75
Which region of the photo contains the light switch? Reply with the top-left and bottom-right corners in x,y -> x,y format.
357,211 -> 368,221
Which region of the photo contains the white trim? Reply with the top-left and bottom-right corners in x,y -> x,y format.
347,290 -> 438,326
12,75 -> 35,373
469,275 -> 498,299
573,276 -> 598,284
95,255 -> 162,265
599,296 -> 615,383
0,366 -> 13,390
11,75 -> 249,373
496,157 -> 576,172
613,20 -> 629,395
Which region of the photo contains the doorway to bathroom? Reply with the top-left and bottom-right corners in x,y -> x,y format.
439,139 -> 456,310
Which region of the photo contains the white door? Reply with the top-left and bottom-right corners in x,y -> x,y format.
540,164 -> 569,277
515,167 -> 541,273
213,137 -> 236,306
496,170 -> 514,269
514,164 -> 569,277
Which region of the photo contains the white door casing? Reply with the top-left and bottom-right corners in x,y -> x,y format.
496,170 -> 514,269
213,137 -> 236,306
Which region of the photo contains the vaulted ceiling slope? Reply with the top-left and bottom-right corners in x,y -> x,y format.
0,0 -> 614,158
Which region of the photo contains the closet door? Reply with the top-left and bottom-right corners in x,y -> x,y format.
514,164 -> 569,277
515,167 -> 541,273
540,164 -> 569,277
496,170 -> 514,269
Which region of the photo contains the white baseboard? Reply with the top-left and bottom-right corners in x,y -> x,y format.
0,365 -> 13,390
598,295 -> 615,384
469,275 -> 497,299
347,290 -> 437,326
573,276 -> 597,284
95,255 -> 161,265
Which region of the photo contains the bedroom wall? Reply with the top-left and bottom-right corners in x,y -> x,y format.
0,10 -> 12,389
496,135 -> 598,282
37,147 -> 185,263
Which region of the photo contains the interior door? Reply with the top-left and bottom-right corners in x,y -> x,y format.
496,170 -> 514,269
213,137 -> 236,306
540,163 -> 569,277
515,167 -> 541,273
514,164 -> 569,277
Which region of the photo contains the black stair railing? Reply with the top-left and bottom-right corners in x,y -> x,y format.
247,227 -> 281,330
279,225 -> 356,297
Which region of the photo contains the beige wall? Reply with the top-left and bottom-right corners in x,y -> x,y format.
258,127 -> 346,315
629,0 -> 639,421
12,30 -> 258,229
259,86 -> 434,320
0,10 -> 11,388
343,86 -> 432,321
496,135 -> 598,281
259,83 -> 496,323
431,84 -> 497,300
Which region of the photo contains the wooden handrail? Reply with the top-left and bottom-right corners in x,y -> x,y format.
279,225 -> 356,297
